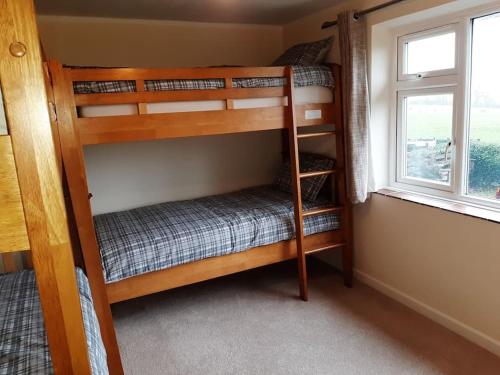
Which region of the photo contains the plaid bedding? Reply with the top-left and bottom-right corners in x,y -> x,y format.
73,65 -> 334,94
276,153 -> 335,201
0,268 -> 108,375
94,185 -> 340,284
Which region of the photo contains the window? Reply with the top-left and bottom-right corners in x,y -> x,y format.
398,24 -> 459,80
393,9 -> 500,210
397,90 -> 455,189
466,12 -> 500,204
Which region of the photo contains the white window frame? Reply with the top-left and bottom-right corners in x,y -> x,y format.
398,23 -> 461,81
390,3 -> 500,211
396,86 -> 458,192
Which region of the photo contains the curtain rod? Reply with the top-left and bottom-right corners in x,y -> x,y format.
321,0 -> 406,29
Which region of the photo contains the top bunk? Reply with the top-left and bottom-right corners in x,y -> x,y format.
48,61 -> 342,145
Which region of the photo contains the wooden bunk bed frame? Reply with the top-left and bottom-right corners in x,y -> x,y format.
0,0 -> 112,373
48,59 -> 353,375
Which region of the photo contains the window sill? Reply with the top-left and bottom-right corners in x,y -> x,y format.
375,188 -> 500,224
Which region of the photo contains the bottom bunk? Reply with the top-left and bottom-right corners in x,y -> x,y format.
93,185 -> 344,303
0,268 -> 108,375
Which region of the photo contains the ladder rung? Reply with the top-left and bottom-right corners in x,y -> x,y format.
302,206 -> 343,217
297,131 -> 336,139
299,169 -> 337,178
306,242 -> 347,255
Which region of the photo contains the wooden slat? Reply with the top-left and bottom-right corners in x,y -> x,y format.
297,131 -> 336,139
0,136 -> 29,253
106,230 -> 343,304
22,251 -> 33,269
306,242 -> 347,255
2,252 -> 17,272
135,80 -> 148,115
303,206 -> 343,218
0,0 -> 92,373
49,60 -> 124,375
299,169 -> 337,178
69,66 -> 287,81
75,103 -> 334,145
225,77 -> 234,110
74,87 -> 286,106
77,107 -> 287,145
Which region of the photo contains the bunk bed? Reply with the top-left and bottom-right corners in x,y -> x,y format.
48,59 -> 353,371
0,1 -> 123,373
0,268 -> 108,374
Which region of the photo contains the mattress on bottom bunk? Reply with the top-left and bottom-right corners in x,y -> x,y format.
94,185 -> 340,284
0,268 -> 108,375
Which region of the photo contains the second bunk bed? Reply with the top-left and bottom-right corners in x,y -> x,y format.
0,0 -> 116,372
48,58 -> 353,369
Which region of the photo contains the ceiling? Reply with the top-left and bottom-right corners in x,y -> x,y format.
35,0 -> 344,25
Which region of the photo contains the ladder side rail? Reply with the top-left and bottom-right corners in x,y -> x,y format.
285,66 -> 308,301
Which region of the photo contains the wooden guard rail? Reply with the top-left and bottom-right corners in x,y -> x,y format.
57,64 -> 337,145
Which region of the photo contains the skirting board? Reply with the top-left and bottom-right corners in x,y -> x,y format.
354,268 -> 500,358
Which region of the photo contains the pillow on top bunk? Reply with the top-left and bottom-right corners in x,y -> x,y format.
275,153 -> 335,201
272,36 -> 333,66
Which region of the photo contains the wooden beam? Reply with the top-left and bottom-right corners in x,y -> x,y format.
77,106 -> 287,145
0,136 -> 29,253
69,66 -> 287,81
49,60 -> 124,375
74,87 -> 286,106
285,66 -> 308,301
0,0 -> 92,373
106,231 -> 343,304
2,253 -> 17,272
74,103 -> 334,145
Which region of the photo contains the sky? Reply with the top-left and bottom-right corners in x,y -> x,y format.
470,12 -> 500,106
405,11 -> 500,106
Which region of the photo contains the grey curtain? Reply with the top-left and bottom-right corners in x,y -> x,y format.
338,10 -> 371,204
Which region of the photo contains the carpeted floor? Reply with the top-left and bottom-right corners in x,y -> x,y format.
111,260 -> 500,375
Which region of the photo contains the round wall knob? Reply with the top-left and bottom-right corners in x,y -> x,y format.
9,42 -> 27,57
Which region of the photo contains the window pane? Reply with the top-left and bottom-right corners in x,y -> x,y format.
467,13 -> 500,202
403,94 -> 454,184
406,32 -> 455,74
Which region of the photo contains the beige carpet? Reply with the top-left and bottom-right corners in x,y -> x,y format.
111,260 -> 500,375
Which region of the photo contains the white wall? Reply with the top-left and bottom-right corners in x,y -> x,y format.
83,132 -> 282,214
38,16 -> 282,68
283,0 -> 500,357
37,16 -> 284,214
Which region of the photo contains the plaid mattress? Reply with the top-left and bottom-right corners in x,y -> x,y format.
73,65 -> 334,94
0,268 -> 108,375
94,185 -> 340,284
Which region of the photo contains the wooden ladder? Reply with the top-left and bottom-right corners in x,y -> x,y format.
285,66 -> 352,301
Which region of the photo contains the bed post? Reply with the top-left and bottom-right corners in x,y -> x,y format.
331,64 -> 353,287
48,60 -> 124,374
0,0 -> 92,372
